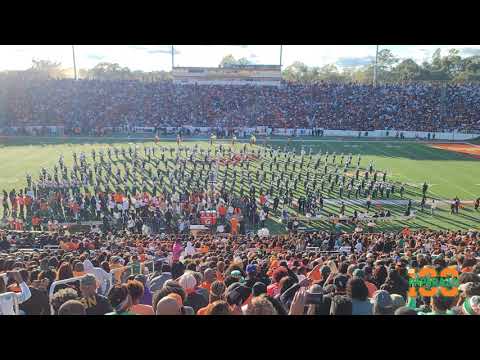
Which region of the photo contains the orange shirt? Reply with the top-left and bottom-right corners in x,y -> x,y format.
200,281 -> 212,292
218,206 -> 227,216
24,196 -> 32,206
131,304 -> 154,315
197,305 -> 209,315
115,193 -> 123,203
307,267 -> 321,282
365,281 -> 378,298
230,218 -> 238,234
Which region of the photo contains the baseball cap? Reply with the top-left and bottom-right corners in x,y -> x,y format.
246,264 -> 257,274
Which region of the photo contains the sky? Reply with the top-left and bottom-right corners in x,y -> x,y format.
1,45 -> 480,72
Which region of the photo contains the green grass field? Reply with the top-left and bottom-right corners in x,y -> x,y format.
1,136 -> 479,233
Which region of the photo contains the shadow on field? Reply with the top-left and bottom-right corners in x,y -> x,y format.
258,141 -> 480,162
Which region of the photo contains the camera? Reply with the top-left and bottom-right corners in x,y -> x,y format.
305,292 -> 323,305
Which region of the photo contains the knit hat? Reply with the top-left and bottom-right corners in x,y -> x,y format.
246,264 -> 257,274
320,265 -> 331,277
252,282 -> 267,297
372,290 -> 393,309
353,269 -> 365,279
226,282 -> 251,306
462,296 -> 480,315
230,270 -> 245,283
333,274 -> 349,292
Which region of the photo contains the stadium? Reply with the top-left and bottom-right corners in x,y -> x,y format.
0,45 -> 479,316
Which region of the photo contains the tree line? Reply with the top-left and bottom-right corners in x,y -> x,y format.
282,48 -> 480,83
1,48 -> 480,83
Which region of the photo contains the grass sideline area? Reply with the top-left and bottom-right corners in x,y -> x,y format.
1,136 -> 479,234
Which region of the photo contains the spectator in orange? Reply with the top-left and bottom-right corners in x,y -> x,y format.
218,203 -> 227,220
230,216 -> 239,235
200,268 -> 216,292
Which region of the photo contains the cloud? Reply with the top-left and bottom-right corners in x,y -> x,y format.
336,56 -> 375,68
128,45 -> 180,55
87,54 -> 105,61
147,48 -> 180,55
460,47 -> 480,56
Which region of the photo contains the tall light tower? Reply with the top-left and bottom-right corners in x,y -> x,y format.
72,45 -> 77,80
373,45 -> 379,86
279,45 -> 283,69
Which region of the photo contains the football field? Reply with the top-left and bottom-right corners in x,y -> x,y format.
1,136 -> 479,233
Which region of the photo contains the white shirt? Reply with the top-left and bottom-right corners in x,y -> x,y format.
355,242 -> 363,253
259,211 -> 266,221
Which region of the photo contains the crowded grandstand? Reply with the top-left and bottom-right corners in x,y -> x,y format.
1,80 -> 480,135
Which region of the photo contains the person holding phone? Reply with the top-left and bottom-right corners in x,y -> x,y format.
0,270 -> 32,315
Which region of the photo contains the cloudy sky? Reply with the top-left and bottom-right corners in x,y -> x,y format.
2,45 -> 480,72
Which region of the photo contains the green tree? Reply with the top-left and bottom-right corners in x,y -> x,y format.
377,49 -> 399,82
87,62 -> 132,80
391,59 -> 424,81
28,59 -> 65,79
219,54 -> 253,67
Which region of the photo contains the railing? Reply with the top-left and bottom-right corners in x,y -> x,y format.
49,275 -> 86,315
104,259 -> 155,294
305,247 -> 340,255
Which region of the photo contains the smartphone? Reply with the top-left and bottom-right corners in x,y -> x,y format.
305,292 -> 323,305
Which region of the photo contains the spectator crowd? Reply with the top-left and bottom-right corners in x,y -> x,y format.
2,79 -> 480,133
1,227 -> 479,315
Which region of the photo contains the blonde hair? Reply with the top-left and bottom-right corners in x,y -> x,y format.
245,295 -> 277,315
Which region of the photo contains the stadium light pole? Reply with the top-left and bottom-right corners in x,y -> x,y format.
72,45 -> 78,80
373,44 -> 379,86
279,45 -> 283,69
172,45 -> 175,69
